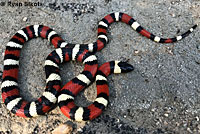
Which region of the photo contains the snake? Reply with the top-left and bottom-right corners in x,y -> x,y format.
1,12 -> 197,118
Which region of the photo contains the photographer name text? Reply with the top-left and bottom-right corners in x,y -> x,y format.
2,1 -> 43,7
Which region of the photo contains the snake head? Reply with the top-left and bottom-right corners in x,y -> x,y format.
116,61 -> 134,73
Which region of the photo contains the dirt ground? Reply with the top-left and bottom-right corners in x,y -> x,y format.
0,0 -> 200,134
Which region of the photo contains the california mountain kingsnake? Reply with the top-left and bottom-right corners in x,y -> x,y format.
1,12 -> 197,121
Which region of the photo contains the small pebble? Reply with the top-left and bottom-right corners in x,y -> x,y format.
164,113 -> 169,117
187,127 -> 192,133
134,50 -> 139,54
23,17 -> 28,22
166,47 -> 174,55
175,122 -> 180,126
164,121 -> 168,125
52,124 -> 73,134
156,121 -> 160,126
196,116 -> 199,121
151,108 -> 156,112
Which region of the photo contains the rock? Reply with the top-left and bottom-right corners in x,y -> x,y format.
196,116 -> 199,121
164,113 -> 169,117
22,17 -> 28,22
52,124 -> 73,134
